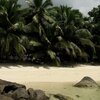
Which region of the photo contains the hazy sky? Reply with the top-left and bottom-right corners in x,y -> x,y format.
54,0 -> 100,16
19,0 -> 100,16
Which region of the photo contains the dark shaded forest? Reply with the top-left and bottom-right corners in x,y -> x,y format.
0,0 -> 100,66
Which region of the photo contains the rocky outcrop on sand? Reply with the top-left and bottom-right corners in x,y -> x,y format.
0,79 -> 26,94
0,79 -> 74,100
74,76 -> 99,88
0,79 -> 49,100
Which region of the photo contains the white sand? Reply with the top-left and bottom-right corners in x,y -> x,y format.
0,64 -> 100,83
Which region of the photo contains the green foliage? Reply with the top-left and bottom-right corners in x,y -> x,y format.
0,0 -> 100,65
0,0 -> 26,59
88,5 -> 100,61
47,50 -> 60,66
75,29 -> 93,39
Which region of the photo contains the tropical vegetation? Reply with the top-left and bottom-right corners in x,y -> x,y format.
0,0 -> 100,66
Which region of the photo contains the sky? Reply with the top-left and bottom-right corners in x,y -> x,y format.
19,0 -> 100,16
53,0 -> 100,16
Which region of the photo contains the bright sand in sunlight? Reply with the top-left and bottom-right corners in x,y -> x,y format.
0,64 -> 100,83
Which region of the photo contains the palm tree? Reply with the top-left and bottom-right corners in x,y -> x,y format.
0,0 -> 26,60
75,29 -> 95,61
88,5 -> 100,61
23,0 -> 62,65
0,0 -> 97,64
48,5 -> 95,62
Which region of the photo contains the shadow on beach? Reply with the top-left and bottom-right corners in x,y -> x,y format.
0,61 -> 80,69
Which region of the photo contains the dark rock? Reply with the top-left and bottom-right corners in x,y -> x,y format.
34,90 -> 49,100
27,89 -> 49,100
0,79 -> 74,100
12,88 -> 29,100
0,95 -> 14,100
0,79 -> 26,94
74,76 -> 99,88
0,79 -> 25,88
27,88 -> 36,100
2,85 -> 18,94
53,94 -> 74,100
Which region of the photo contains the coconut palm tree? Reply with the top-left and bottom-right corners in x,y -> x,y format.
0,0 -> 26,60
23,0 -> 62,65
48,5 -> 95,62
88,5 -> 100,61
0,0 -> 97,64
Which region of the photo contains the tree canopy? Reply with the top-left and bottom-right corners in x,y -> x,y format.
0,0 -> 100,65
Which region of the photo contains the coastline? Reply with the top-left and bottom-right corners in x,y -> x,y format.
0,64 -> 99,83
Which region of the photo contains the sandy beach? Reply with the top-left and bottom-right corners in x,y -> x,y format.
0,64 -> 99,83
0,64 -> 100,100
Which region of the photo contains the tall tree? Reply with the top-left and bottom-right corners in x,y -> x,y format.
23,0 -> 62,65
0,0 -> 26,60
48,6 -> 95,62
88,5 -> 100,61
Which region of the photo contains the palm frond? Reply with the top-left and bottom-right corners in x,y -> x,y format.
33,14 -> 39,23
44,13 -> 55,23
20,35 -> 29,47
33,0 -> 43,8
11,22 -> 24,31
70,42 -> 82,57
75,29 -> 92,39
55,38 -> 70,55
42,0 -> 53,8
29,40 -> 42,47
47,49 -> 56,60
66,41 -> 77,57
80,38 -> 94,48
15,43 -> 26,57
80,38 -> 96,54
47,49 -> 60,66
